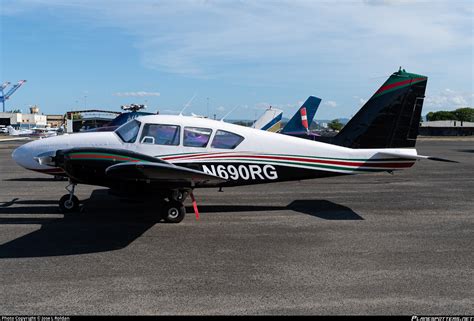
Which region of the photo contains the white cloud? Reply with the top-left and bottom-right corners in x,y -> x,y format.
254,102 -> 271,110
114,91 -> 161,97
161,109 -> 180,115
3,0 -> 472,119
254,101 -> 300,111
364,0 -> 412,6
324,100 -> 338,107
353,96 -> 368,107
4,1 -> 471,79
425,89 -> 473,111
216,106 -> 226,112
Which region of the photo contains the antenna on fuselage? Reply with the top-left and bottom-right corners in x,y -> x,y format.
220,105 -> 240,122
179,92 -> 198,116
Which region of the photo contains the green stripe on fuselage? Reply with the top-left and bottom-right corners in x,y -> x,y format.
69,152 -> 145,162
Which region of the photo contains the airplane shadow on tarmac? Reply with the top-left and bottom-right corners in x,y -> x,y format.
4,177 -> 66,182
0,190 -> 362,258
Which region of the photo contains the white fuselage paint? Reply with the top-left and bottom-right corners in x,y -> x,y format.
12,115 -> 419,178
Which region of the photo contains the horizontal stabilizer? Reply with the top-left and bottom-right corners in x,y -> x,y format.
377,151 -> 458,163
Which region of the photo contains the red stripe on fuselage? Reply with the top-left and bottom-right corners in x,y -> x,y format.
168,154 -> 415,168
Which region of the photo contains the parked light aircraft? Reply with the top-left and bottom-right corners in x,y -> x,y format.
7,125 -> 58,138
279,96 -> 321,138
252,96 -> 321,136
252,107 -> 283,132
7,126 -> 34,136
12,69 -> 451,223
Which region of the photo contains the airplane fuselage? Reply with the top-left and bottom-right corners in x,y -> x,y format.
12,115 -> 417,192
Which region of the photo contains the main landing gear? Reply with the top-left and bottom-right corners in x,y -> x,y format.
57,184 -> 199,224
162,199 -> 186,223
59,182 -> 80,213
161,189 -> 195,224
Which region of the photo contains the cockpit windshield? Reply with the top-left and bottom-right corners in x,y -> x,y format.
115,120 -> 141,143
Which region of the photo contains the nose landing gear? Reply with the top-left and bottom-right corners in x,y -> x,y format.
59,182 -> 80,213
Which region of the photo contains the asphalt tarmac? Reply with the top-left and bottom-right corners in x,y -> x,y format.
0,138 -> 472,315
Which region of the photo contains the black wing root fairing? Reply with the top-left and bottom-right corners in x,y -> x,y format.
51,147 -> 225,191
105,162 -> 226,187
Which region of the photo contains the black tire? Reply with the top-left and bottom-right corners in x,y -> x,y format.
170,189 -> 189,202
59,194 -> 80,213
162,200 -> 186,223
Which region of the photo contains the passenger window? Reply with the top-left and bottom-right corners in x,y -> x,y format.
211,130 -> 244,149
140,124 -> 180,145
183,127 -> 212,147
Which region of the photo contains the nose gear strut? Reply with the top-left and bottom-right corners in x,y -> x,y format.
59,181 -> 80,213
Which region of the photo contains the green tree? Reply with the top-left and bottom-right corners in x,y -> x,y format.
453,108 -> 474,122
426,108 -> 474,122
425,112 -> 434,121
426,111 -> 457,121
328,119 -> 343,131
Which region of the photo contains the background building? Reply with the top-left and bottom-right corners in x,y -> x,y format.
46,114 -> 64,128
419,120 -> 474,136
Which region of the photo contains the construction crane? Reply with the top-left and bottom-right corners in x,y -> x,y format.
1,80 -> 27,112
1,82 -> 11,91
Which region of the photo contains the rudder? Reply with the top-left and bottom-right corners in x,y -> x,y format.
281,96 -> 321,135
331,68 -> 427,148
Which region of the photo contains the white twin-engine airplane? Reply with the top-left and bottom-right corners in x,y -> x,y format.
12,69 -> 452,223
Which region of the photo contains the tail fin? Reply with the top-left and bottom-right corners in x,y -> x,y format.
281,96 -> 321,135
331,69 -> 427,148
7,126 -> 19,136
252,107 -> 283,132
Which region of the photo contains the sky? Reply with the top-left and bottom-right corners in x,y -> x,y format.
1,0 -> 473,120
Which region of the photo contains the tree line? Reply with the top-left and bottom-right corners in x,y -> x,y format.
425,107 -> 474,122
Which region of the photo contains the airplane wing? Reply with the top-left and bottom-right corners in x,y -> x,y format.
105,161 -> 227,185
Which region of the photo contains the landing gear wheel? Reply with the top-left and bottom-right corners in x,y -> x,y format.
59,194 -> 80,213
162,200 -> 186,223
171,189 -> 189,202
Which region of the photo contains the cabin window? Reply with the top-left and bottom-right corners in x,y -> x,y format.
140,124 -> 180,145
183,127 -> 212,147
115,120 -> 141,143
211,130 -> 244,149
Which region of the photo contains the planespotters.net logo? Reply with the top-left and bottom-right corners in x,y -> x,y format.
412,317 -> 473,321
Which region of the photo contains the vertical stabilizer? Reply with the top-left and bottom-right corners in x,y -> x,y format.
330,69 -> 427,148
252,107 -> 283,132
281,96 -> 321,135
